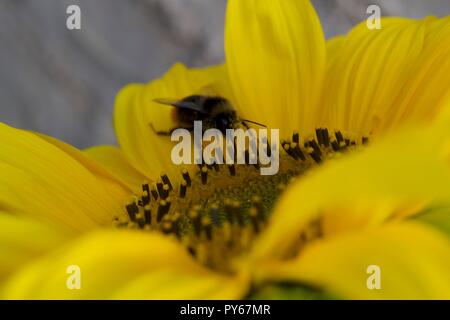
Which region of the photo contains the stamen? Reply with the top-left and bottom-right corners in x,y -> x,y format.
151,186 -> 159,200
251,196 -> 264,220
161,220 -> 173,234
142,183 -> 151,205
157,199 -> 170,222
283,142 -> 296,159
228,164 -> 236,176
201,166 -> 208,185
335,131 -> 344,144
201,216 -> 213,240
182,168 -> 192,187
210,203 -> 220,225
292,131 -> 299,144
161,173 -> 173,191
161,184 -> 170,199
316,128 -> 324,146
320,128 -> 330,147
310,150 -> 322,164
156,180 -> 164,198
345,138 -> 351,146
126,202 -> 139,222
249,207 -> 260,232
290,142 -> 305,161
118,127 -> 369,271
308,140 -> 322,157
136,213 -> 145,228
172,212 -> 182,238
179,181 -> 187,198
331,140 -> 340,151
144,205 -> 152,225
189,208 -> 201,236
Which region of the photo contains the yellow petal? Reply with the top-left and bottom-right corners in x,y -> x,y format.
2,230 -> 249,299
252,113 -> 450,260
37,133 -> 132,206
264,223 -> 450,299
114,63 -> 230,182
84,145 -> 148,194
0,214 -> 67,280
0,123 -> 129,233
317,36 -> 345,127
325,36 -> 345,66
326,17 -> 450,136
384,17 -> 450,132
225,0 -> 326,137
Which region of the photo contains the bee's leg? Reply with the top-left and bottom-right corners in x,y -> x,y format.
149,123 -> 172,136
241,121 -> 250,130
149,123 -> 193,136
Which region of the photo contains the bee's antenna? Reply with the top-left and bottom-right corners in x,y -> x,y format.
242,119 -> 267,128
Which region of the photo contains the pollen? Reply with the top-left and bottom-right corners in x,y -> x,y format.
115,129 -> 368,271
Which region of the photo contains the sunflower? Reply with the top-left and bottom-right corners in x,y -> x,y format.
1,0 -> 450,299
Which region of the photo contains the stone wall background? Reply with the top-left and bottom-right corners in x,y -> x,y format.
1,0 -> 449,148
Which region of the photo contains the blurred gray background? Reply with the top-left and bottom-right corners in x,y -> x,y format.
1,0 -> 449,148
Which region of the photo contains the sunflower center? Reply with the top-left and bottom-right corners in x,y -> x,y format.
114,129 -> 367,272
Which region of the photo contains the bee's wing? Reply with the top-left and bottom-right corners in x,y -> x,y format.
153,98 -> 208,114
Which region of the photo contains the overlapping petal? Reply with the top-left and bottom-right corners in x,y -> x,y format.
324,17 -> 450,136
0,214 -> 67,280
225,0 -> 326,137
84,145 -> 147,194
262,223 -> 450,299
0,123 -> 130,233
2,230 -> 249,299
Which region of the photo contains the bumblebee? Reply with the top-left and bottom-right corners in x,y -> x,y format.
150,95 -> 264,136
